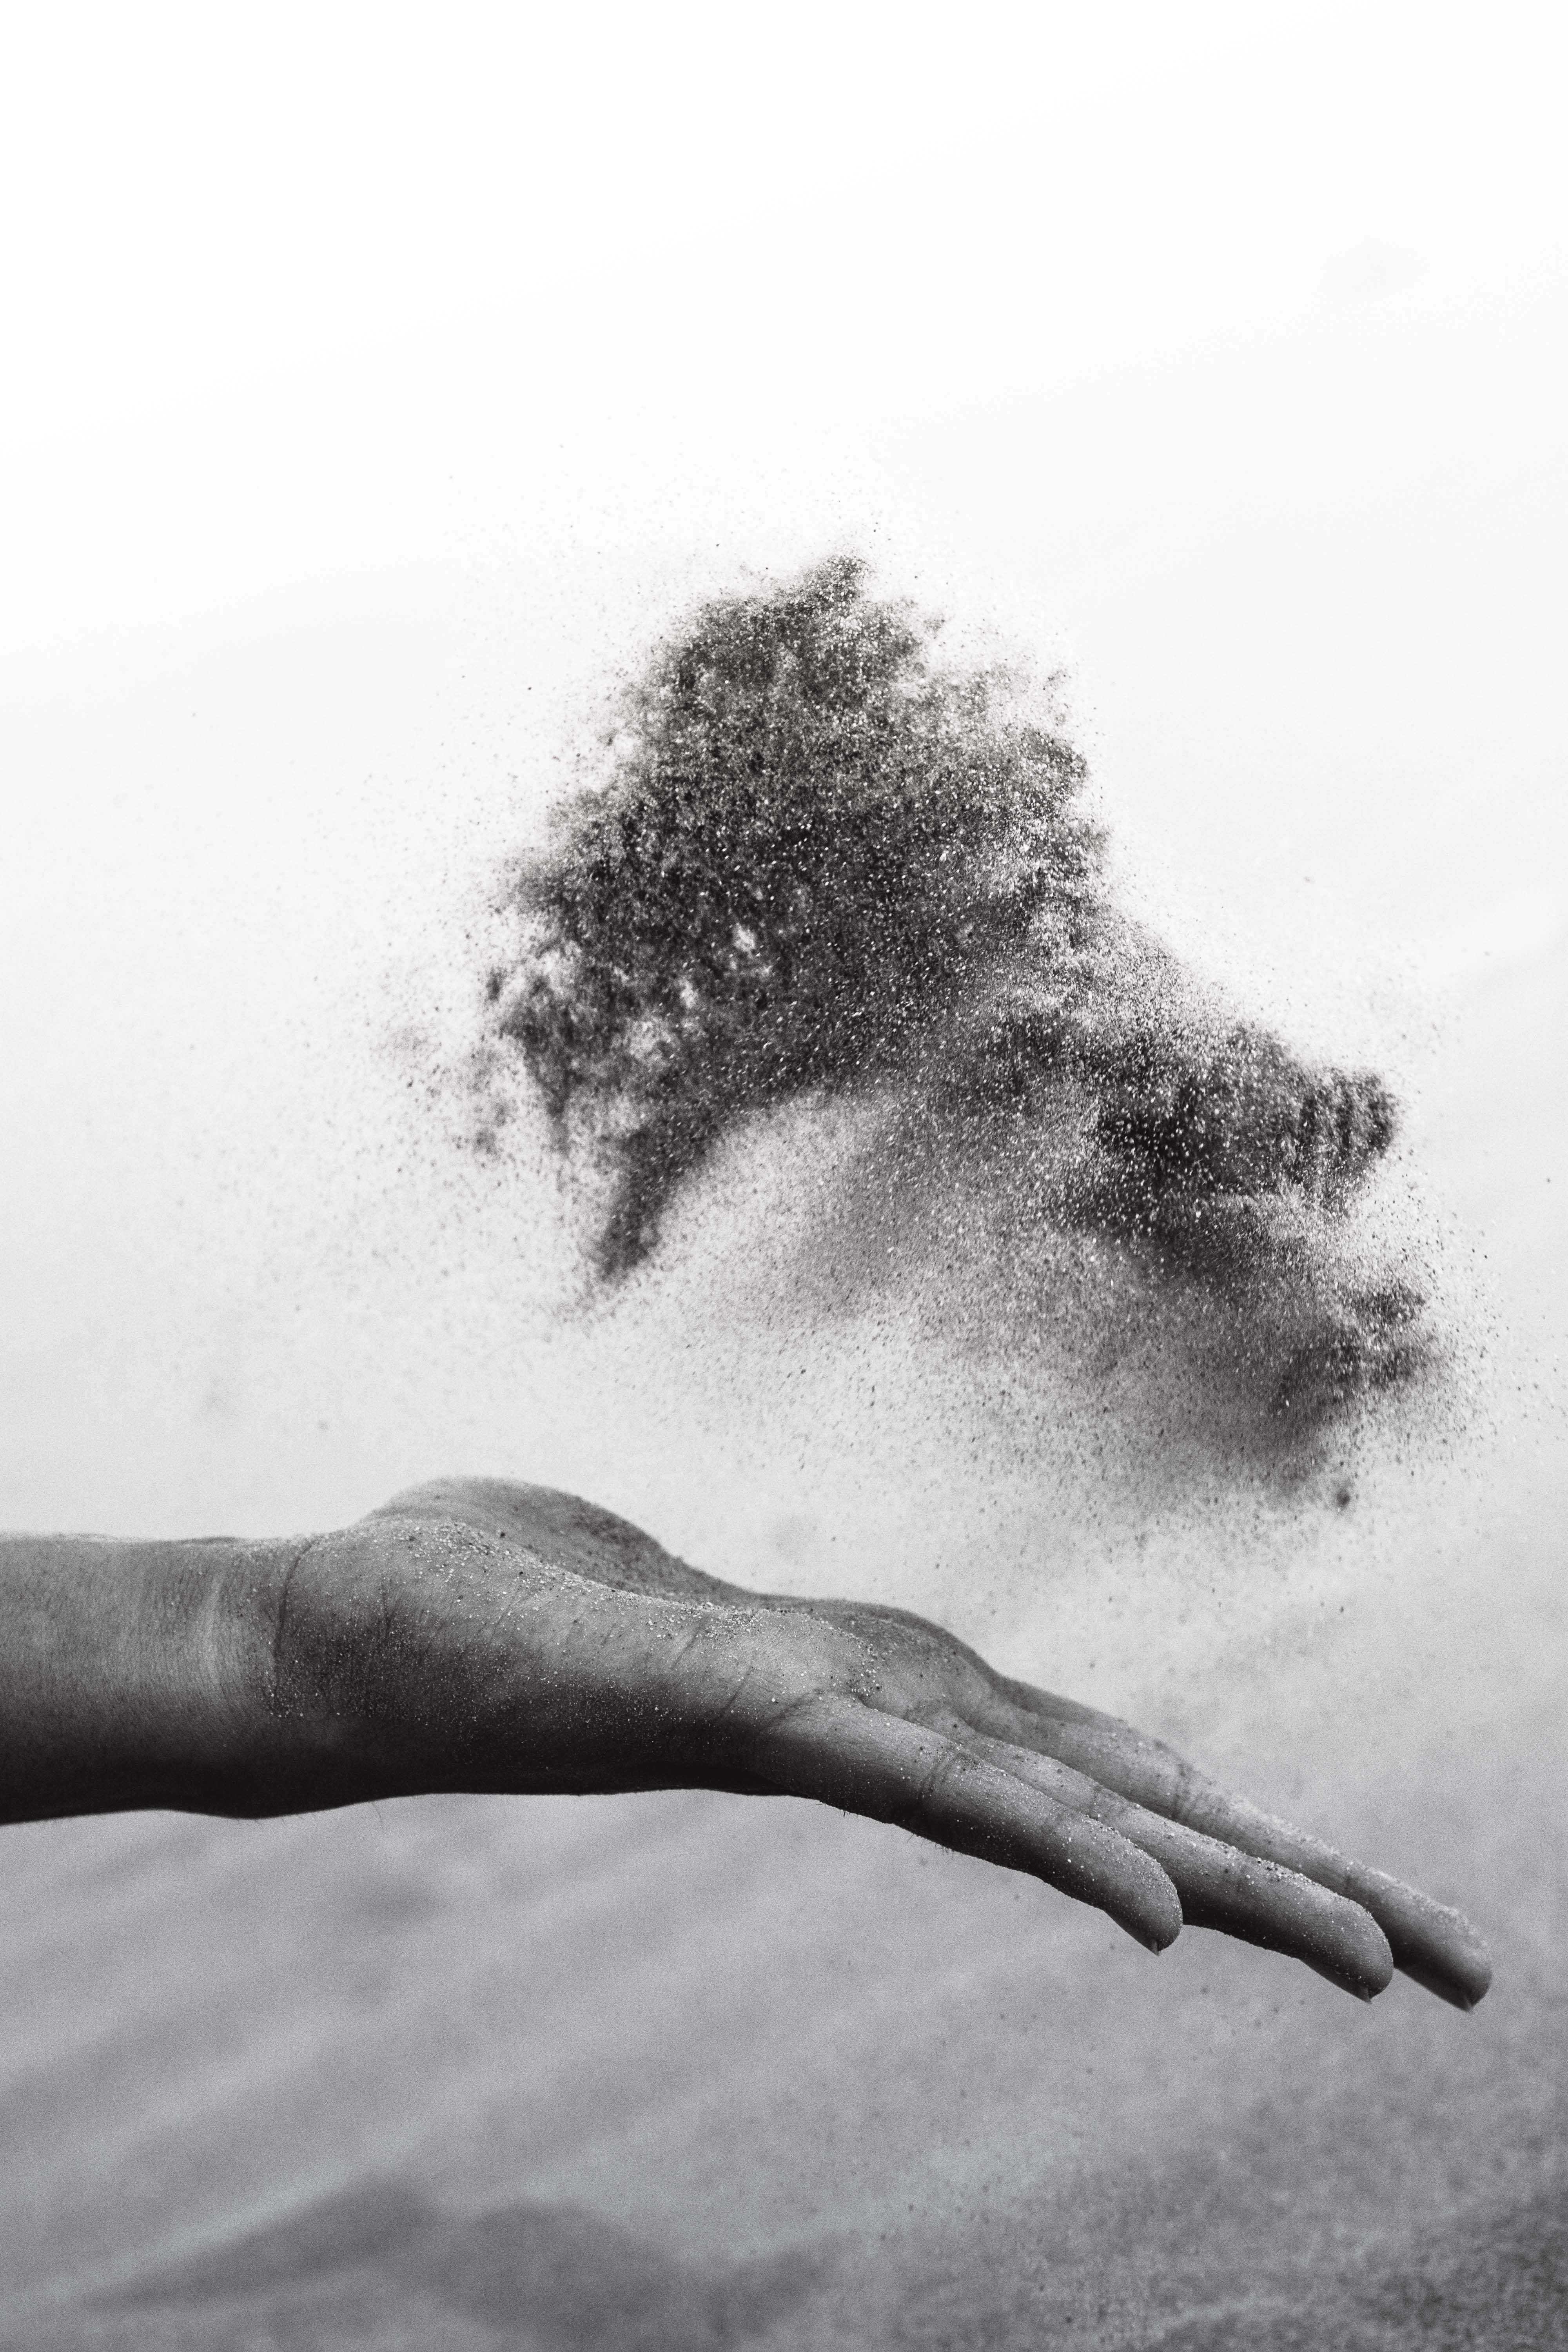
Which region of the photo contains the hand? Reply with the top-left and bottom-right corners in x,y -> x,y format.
261,1477 -> 1491,2010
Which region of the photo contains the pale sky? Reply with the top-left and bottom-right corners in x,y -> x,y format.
3,1 -> 1565,571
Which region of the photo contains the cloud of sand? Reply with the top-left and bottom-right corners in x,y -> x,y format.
472,557 -> 1443,1480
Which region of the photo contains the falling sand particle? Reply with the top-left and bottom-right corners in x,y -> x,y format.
473,557 -> 1440,1475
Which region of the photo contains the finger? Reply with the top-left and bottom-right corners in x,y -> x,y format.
745,1693 -> 1183,1954
1161,1782 -> 1490,2011
948,1722 -> 1392,2000
988,1682 -> 1492,2009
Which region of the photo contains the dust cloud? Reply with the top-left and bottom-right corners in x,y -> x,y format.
472,557 -> 1443,1486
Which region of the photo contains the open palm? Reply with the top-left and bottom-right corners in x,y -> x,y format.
269,1477 -> 1490,2011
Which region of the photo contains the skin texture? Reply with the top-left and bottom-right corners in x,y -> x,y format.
0,1477 -> 1490,2011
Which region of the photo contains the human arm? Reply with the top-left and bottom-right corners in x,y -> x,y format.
0,1477 -> 1491,2009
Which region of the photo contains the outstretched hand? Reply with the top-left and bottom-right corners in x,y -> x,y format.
253,1477 -> 1490,2010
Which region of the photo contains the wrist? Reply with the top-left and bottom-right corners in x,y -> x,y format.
0,1532 -> 339,1822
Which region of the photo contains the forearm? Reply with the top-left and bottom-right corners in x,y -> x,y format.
0,1532 -> 331,1822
